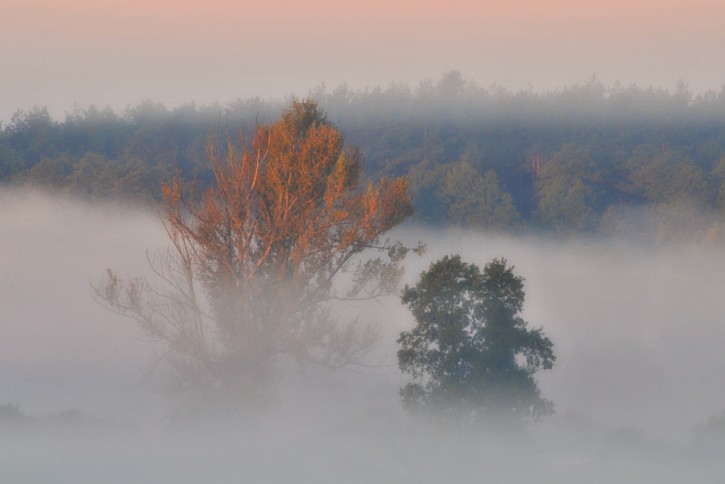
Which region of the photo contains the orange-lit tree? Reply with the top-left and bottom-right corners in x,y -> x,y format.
94,100 -> 418,409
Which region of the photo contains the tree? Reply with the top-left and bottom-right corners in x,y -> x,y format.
68,152 -> 121,198
19,153 -> 75,189
397,256 -> 554,426
627,146 -> 711,205
94,100 -> 418,410
535,144 -> 603,232
439,161 -> 522,230
0,145 -> 25,181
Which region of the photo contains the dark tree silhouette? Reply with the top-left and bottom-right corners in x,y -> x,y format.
398,255 -> 555,426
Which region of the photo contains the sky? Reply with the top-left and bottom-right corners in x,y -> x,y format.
2,0 -> 725,122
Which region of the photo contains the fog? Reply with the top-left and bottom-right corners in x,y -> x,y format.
3,188 -> 725,482
0,189 -> 167,420
4,0 -> 725,124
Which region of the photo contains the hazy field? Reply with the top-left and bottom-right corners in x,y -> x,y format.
3,188 -> 725,482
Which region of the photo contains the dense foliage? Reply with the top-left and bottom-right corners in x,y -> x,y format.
3,72 -> 725,237
398,256 -> 555,425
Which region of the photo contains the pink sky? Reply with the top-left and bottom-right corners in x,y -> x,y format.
2,0 -> 724,121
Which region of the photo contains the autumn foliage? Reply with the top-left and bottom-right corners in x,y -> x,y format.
95,100 -> 416,409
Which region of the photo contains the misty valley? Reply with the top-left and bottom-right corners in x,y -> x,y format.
3,84 -> 725,482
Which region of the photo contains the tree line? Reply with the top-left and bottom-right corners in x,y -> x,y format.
3,72 -> 725,239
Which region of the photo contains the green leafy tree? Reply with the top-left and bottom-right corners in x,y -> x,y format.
397,255 -> 555,426
68,152 -> 121,198
627,147 -> 711,205
406,159 -> 448,224
439,161 -> 522,230
19,153 -> 75,188
535,144 -> 602,232
113,157 -> 170,201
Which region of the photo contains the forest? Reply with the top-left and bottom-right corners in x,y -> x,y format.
5,76 -> 725,482
3,72 -> 725,242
